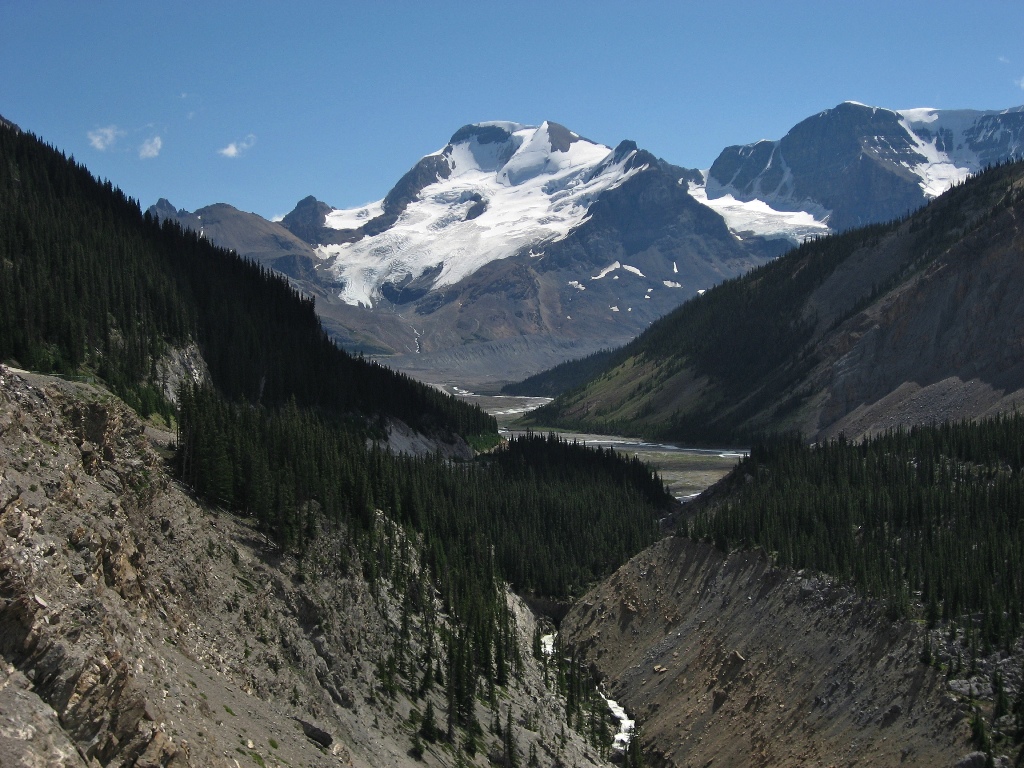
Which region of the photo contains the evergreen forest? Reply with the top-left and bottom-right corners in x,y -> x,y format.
0,124 -> 493,438
690,416 -> 1024,651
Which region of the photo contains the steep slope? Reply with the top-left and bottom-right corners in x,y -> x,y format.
310,122 -> 649,309
0,366 -> 610,767
559,412 -> 1024,767
151,199 -> 320,285
0,120 -> 494,441
561,536 -> 993,767
702,101 -> 1024,232
527,159 -> 1024,442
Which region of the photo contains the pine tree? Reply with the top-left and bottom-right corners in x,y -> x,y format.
420,700 -> 438,743
503,707 -> 518,768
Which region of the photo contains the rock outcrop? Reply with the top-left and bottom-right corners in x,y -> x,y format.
0,365 -> 607,767
562,535 -> 1013,767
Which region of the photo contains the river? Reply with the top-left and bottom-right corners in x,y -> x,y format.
441,386 -> 746,501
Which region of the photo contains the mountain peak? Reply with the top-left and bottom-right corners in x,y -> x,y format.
301,120 -> 654,308
448,121 -> 525,146
706,101 -> 1024,231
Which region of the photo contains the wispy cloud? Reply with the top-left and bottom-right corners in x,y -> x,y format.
999,56 -> 1011,64
139,136 -> 163,159
218,133 -> 256,158
87,125 -> 124,151
1017,75 -> 1024,91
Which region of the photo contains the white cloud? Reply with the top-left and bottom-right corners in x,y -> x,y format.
87,125 -> 124,150
218,133 -> 256,158
999,56 -> 1010,64
139,136 -> 163,159
1017,76 -> 1024,90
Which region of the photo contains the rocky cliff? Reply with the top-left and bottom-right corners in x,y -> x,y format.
0,366 -> 606,767
562,535 -> 1018,767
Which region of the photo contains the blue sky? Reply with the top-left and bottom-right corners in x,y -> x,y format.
3,1 -> 1023,220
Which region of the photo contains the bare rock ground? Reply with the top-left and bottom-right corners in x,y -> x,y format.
0,365 -> 609,767
562,535 -> 1018,767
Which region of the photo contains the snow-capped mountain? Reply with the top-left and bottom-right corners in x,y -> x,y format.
150,102 -> 1024,386
302,122 -> 660,308
152,121 -> 764,383
700,101 -> 1024,232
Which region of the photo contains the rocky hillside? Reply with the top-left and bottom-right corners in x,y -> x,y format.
0,365 -> 609,767
561,535 -> 1019,767
527,159 -> 1024,443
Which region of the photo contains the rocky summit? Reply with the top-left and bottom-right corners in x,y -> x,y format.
703,101 -> 1024,231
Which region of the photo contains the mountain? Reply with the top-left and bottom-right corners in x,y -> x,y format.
281,122 -> 703,310
699,101 -> 1024,232
153,122 -> 772,385
151,103 -> 1024,387
525,158 -> 1024,443
562,537 -> 970,767
148,198 -> 323,290
0,367 -> 624,768
8,114 -> 1022,768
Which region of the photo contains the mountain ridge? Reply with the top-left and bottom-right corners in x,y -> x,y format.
524,158 -> 1024,442
152,121 -> 768,385
151,102 -> 1024,386
704,100 -> 1024,231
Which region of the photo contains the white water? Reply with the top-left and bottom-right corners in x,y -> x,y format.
541,632 -> 634,753
602,691 -> 634,754
540,633 -> 555,657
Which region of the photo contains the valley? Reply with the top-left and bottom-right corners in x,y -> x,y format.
443,386 -> 744,501
3,95 -> 1024,768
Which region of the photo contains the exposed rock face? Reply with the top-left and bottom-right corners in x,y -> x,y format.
0,665 -> 90,767
0,366 -> 607,767
368,416 -> 474,461
561,536 -> 987,767
807,191 -> 1024,439
154,342 -> 210,404
708,102 -> 927,230
280,196 -> 360,246
707,101 -> 1024,231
